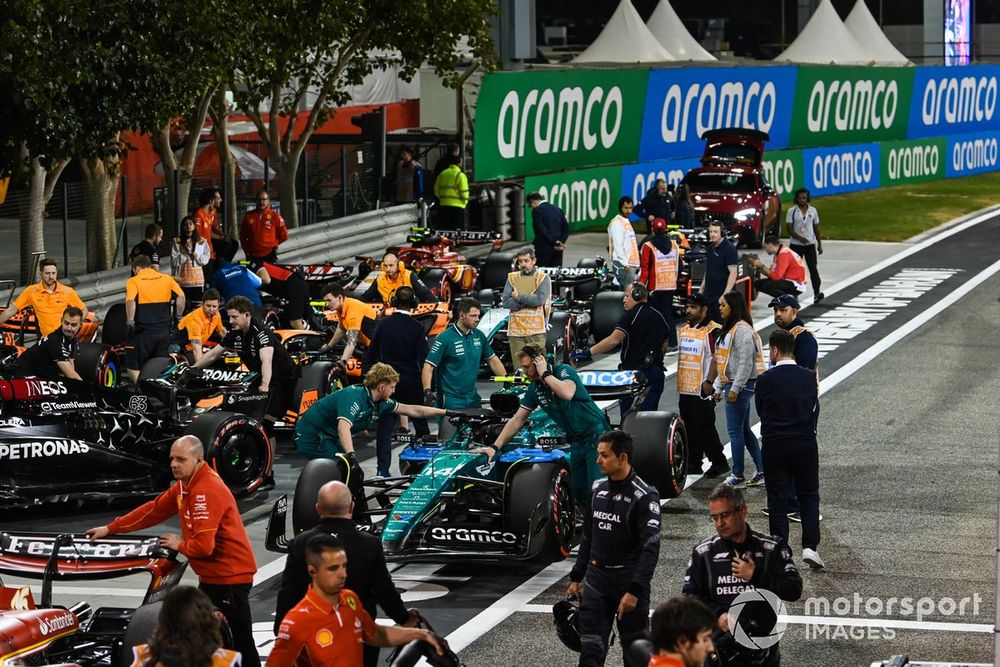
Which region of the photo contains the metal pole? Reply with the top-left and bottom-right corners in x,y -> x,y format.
121,175 -> 128,266
302,148 -> 310,225
62,182 -> 69,275
341,147 -> 348,216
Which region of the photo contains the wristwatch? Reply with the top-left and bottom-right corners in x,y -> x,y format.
542,370 -> 554,381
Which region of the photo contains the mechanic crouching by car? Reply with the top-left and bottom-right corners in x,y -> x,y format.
194,295 -> 297,445
15,305 -> 84,381
502,246 -> 552,362
318,283 -> 379,363
750,236 -> 807,300
565,431 -> 660,667
682,484 -> 802,667
125,255 -> 185,384
361,251 -> 439,305
174,288 -> 227,364
86,435 -> 261,667
479,346 -> 609,510
251,259 -> 313,331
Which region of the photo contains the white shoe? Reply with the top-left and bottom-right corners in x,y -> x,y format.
802,548 -> 825,570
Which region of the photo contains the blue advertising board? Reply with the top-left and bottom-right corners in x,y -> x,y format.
945,131 -> 1000,177
638,66 -> 798,162
803,143 -> 880,196
621,156 -> 702,205
907,65 -> 1000,139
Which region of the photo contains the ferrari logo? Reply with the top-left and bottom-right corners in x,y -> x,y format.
315,628 -> 333,647
345,595 -> 357,610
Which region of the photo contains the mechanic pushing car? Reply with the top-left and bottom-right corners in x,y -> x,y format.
86,435 -> 261,667
566,430 -> 661,667
501,246 -> 552,362
318,283 -> 379,362
479,345 -> 609,510
173,288 -> 227,363
360,251 -> 439,305
194,295 -> 296,442
14,305 -> 84,381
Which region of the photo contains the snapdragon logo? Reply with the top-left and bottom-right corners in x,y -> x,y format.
762,158 -> 797,197
921,75 -> 997,125
951,137 -> 998,172
497,86 -> 623,159
539,178 -> 613,225
807,79 -> 898,133
659,80 -> 777,143
887,144 -> 940,180
812,149 -> 874,189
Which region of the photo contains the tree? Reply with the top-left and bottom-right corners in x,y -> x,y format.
232,0 -> 496,229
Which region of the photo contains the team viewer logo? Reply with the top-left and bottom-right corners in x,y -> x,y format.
728,588 -> 788,650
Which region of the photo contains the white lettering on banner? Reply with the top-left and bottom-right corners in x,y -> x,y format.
887,144 -> 940,180
0,440 -> 90,460
951,138 -> 999,172
660,80 -> 776,144
762,158 -> 796,197
539,178 -> 612,224
808,269 -> 959,358
921,75 -> 998,125
806,79 -> 898,133
631,170 -> 685,200
498,86 -> 623,159
811,150 -> 874,189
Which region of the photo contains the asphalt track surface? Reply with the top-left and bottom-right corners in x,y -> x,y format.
3,211 -> 999,666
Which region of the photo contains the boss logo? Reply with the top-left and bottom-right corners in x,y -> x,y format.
428,527 -> 517,545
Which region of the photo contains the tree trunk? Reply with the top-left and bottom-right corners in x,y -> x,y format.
16,153 -> 69,283
79,155 -> 121,272
211,86 -> 238,239
274,152 -> 301,230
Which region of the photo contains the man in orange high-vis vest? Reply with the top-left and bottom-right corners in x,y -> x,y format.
501,247 -> 551,362
639,217 -> 680,349
608,196 -> 640,288
676,293 -> 729,478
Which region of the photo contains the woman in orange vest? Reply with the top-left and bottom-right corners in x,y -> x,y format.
639,217 -> 680,349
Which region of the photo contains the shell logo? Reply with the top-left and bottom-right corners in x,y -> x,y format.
315,628 -> 333,647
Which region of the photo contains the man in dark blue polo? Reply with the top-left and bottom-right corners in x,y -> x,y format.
701,220 -> 738,324
755,329 -> 823,570
527,192 -> 570,267
364,286 -> 430,476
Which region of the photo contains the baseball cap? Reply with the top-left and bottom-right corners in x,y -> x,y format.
686,293 -> 709,307
651,217 -> 667,232
768,294 -> 800,309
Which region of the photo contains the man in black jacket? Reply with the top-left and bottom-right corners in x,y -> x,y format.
683,484 -> 802,666
635,179 -> 673,232
566,430 -> 660,667
527,192 -> 570,267
755,329 -> 823,570
363,286 -> 430,476
274,481 -> 417,667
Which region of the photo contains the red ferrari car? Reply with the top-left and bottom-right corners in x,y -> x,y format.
681,128 -> 782,248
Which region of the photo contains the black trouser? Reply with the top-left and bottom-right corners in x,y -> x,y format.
578,567 -> 650,667
704,292 -> 723,325
534,243 -> 563,267
376,373 -> 427,475
436,206 -> 465,230
789,243 -> 821,295
200,582 -> 260,667
679,393 -> 726,472
247,249 -> 278,265
761,439 -> 820,550
648,290 -> 676,347
756,278 -> 801,298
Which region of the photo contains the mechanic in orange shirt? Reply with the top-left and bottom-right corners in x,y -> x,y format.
125,255 -> 185,383
194,188 -> 225,260
645,597 -> 716,667
0,258 -> 89,337
240,190 -> 288,264
268,533 -> 443,667
318,283 -> 378,362
86,435 -> 261,667
175,288 -> 227,362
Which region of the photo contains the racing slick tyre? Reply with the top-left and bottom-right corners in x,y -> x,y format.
102,303 -> 129,346
138,356 -> 174,383
422,267 -> 452,303
507,462 -> 575,563
546,311 -> 572,364
476,288 -> 496,308
590,291 -> 625,343
292,457 -> 348,534
292,360 -> 335,420
623,410 -> 687,499
479,250 -> 517,290
75,342 -> 121,387
119,600 -> 161,667
184,411 -> 272,498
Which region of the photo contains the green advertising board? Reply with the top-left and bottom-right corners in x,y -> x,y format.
880,137 -> 947,186
522,165 -> 623,240
788,66 -> 915,148
760,148 -> 805,202
475,69 -> 648,182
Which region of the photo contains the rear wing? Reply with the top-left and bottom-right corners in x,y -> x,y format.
538,264 -> 607,288
493,369 -> 646,401
406,227 -> 503,248
0,532 -> 187,606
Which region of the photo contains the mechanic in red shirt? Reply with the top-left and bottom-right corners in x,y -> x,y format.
751,235 -> 807,299
86,435 -> 261,667
241,190 -> 289,264
644,597 -> 716,667
268,533 -> 444,667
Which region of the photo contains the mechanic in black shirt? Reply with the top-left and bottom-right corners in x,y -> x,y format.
250,259 -> 312,330
194,295 -> 297,440
129,223 -> 163,267
576,283 -> 667,414
15,305 -> 83,381
682,484 -> 802,667
275,480 -> 417,667
701,220 -> 739,324
363,286 -> 430,476
567,430 -> 660,667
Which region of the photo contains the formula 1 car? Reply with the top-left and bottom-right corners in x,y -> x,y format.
0,371 -> 272,509
264,370 -> 687,564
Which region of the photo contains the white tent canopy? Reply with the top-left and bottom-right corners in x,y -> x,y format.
773,0 -> 871,64
646,0 -> 715,61
845,0 -> 911,65
572,0 -> 675,64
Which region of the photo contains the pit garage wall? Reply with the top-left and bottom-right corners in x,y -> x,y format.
471,64 -> 1000,238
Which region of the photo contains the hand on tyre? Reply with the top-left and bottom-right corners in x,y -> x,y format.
423,388 -> 437,407
344,451 -> 365,488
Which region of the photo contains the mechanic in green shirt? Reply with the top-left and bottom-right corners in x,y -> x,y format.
296,363 -> 447,470
479,344 -> 610,510
422,298 -> 506,436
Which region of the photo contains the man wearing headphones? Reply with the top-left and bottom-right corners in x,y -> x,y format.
786,188 -> 824,304
574,283 -> 667,414
360,252 -> 438,305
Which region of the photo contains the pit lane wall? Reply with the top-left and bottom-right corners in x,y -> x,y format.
472,64 -> 1000,237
